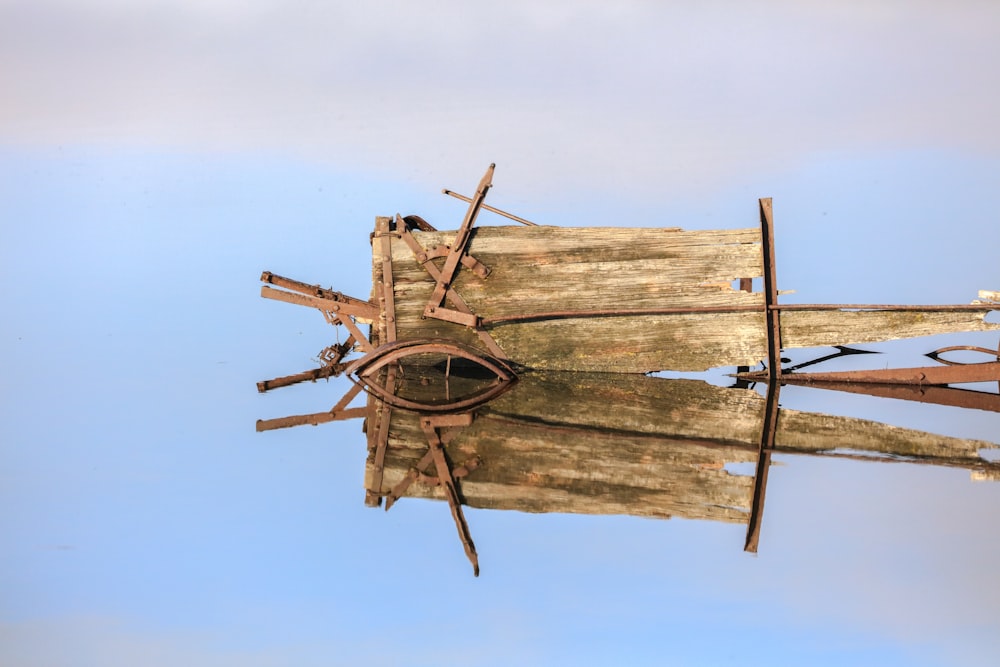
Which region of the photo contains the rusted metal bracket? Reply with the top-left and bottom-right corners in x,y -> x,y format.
423,164 -> 494,325
399,215 -> 490,278
419,413 -> 480,576
255,382 -> 366,432
383,413 -> 477,510
260,276 -> 377,355
397,218 -> 508,359
260,272 -> 378,322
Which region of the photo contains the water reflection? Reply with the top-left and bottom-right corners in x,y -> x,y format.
260,359 -> 999,576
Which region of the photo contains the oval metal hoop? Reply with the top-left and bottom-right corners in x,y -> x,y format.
926,345 -> 1000,366
346,339 -> 517,412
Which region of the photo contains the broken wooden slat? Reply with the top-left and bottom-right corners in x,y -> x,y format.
780,308 -> 998,349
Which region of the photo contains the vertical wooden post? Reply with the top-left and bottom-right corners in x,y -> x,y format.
366,216 -> 399,506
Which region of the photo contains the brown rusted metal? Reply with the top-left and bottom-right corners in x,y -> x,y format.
926,345 -> 1000,365
787,380 -> 1000,413
325,311 -> 375,353
257,362 -> 350,393
424,164 -> 494,321
261,287 -> 379,322
415,242 -> 491,279
777,361 -> 1000,386
346,340 -> 516,412
255,383 -> 366,432
760,198 -> 782,379
744,382 -> 780,553
420,415 -> 480,576
260,272 -> 377,314
772,303 -> 997,312
442,188 -> 538,226
402,214 -> 436,232
383,414 -> 473,510
397,223 -> 507,359
479,302 -> 997,327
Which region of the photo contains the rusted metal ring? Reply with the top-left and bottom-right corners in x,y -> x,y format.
345,339 -> 517,413
926,345 -> 1000,366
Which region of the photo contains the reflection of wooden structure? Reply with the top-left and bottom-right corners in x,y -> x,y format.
361,369 -> 998,567
257,165 -> 1000,575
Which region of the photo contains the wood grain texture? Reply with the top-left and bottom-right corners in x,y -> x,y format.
387,225 -> 765,371
781,309 -> 998,348
364,372 -> 997,522
374,221 -> 999,371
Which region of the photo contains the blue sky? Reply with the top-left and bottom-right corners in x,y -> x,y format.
2,2 -> 999,666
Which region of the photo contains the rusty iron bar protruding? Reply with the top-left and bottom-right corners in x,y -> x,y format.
759,198 -> 782,379
420,415 -> 480,576
423,164 -> 494,321
261,287 -> 379,323
260,272 -> 377,315
256,383 -> 366,432
744,198 -> 782,554
784,380 -> 1000,413
745,382 -> 781,553
257,363 -> 350,393
771,303 -> 998,312
775,361 -> 1000,386
442,188 -> 539,226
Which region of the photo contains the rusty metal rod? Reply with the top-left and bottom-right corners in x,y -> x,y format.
480,303 -> 996,326
255,407 -> 367,432
771,361 -> 1000,386
257,363 -> 349,393
745,381 -> 780,553
443,189 -> 538,226
778,380 -> 1000,413
260,271 -> 373,310
770,303 -> 997,312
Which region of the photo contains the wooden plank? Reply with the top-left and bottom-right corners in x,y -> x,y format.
386,225 -> 766,372
488,312 -> 768,372
391,227 -> 764,313
781,309 -> 998,349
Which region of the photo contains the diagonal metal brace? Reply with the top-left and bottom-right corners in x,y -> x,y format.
423,164 -> 494,323
397,224 -> 508,359
419,414 -> 480,576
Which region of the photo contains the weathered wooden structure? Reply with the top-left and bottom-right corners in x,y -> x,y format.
256,165 -> 1000,575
